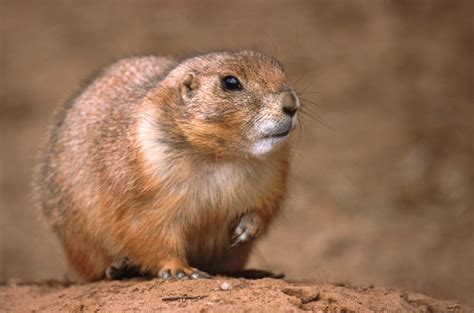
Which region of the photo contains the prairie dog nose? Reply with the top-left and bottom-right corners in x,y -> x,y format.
280,91 -> 299,117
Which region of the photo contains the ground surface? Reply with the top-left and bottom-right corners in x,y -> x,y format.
1,278 -> 472,313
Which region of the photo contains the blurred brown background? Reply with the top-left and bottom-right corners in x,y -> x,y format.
1,0 -> 473,305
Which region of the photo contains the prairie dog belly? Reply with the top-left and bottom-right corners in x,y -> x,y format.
142,156 -> 284,273
177,161 -> 280,272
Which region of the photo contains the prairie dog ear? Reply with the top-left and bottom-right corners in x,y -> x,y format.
180,71 -> 199,101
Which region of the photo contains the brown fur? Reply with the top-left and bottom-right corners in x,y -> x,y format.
35,50 -> 298,282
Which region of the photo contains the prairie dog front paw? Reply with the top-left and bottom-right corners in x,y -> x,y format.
230,213 -> 262,248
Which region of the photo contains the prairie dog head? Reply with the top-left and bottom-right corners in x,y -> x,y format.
166,50 -> 299,158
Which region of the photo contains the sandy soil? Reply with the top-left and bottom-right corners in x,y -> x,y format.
2,278 -> 472,313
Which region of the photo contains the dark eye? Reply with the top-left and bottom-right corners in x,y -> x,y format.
221,75 -> 243,91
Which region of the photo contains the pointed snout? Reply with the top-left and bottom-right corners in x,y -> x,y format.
280,90 -> 299,117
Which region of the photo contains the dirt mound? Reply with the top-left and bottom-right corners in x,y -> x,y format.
1,278 -> 471,312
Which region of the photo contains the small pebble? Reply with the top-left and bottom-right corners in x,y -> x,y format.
220,281 -> 232,291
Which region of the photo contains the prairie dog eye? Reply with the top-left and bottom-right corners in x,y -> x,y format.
221,75 -> 243,91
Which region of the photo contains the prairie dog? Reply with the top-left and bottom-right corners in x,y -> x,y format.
36,50 -> 299,281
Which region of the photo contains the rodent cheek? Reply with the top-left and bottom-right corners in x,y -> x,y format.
186,92 -> 224,122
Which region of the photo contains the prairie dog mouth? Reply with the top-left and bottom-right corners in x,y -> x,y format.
266,129 -> 290,138
262,116 -> 297,139
250,117 -> 297,155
